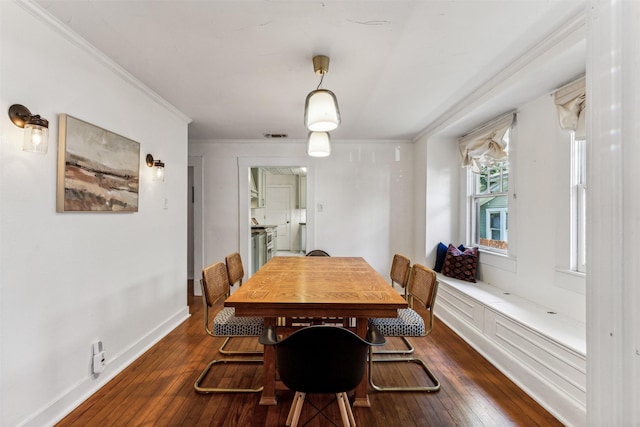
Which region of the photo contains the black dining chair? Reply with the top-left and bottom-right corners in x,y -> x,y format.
259,325 -> 385,427
305,249 -> 330,257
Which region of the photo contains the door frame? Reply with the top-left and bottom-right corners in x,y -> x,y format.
238,157 -> 315,278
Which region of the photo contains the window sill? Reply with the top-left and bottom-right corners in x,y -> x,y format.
554,268 -> 586,295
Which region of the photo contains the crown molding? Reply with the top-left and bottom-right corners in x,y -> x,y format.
17,0 -> 192,125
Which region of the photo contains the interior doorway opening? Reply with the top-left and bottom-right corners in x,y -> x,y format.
238,157 -> 315,280
250,167 -> 307,275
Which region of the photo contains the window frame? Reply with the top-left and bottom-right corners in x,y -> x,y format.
571,133 -> 587,273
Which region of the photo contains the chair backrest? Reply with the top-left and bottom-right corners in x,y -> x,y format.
261,325 -> 383,394
225,252 -> 244,287
201,262 -> 231,307
390,254 -> 411,288
305,249 -> 330,257
407,263 -> 439,334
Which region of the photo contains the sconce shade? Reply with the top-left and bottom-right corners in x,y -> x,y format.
307,131 -> 331,157
146,154 -> 165,181
8,104 -> 49,154
154,164 -> 165,181
304,89 -> 340,132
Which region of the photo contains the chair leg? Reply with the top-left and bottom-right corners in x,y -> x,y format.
371,335 -> 414,355
218,336 -> 263,355
287,392 -> 305,427
368,347 -> 441,392
338,392 -> 356,426
194,358 -> 263,394
336,392 -> 351,427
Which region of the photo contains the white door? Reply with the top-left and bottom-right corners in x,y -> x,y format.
265,185 -> 291,251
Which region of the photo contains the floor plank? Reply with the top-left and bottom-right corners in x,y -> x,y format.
56,282 -> 562,427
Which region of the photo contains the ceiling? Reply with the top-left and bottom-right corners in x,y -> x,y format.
36,0 -> 586,142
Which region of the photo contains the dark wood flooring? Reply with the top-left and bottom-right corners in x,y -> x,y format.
56,282 -> 561,427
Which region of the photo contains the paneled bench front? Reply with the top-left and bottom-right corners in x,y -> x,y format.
435,274 -> 586,427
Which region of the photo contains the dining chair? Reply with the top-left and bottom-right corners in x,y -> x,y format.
218,252 -> 262,356
305,249 -> 330,256
194,261 -> 263,394
368,263 -> 441,392
225,252 -> 244,287
373,253 -> 414,355
259,324 -> 385,427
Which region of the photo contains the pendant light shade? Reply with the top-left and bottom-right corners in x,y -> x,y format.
305,89 -> 340,132
304,55 -> 340,134
307,131 -> 331,157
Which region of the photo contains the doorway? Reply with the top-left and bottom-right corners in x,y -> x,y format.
238,157 -> 315,278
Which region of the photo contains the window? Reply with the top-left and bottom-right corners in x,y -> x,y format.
571,133 -> 586,273
470,143 -> 510,252
554,77 -> 586,274
459,113 -> 514,254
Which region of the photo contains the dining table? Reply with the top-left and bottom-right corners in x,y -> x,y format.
224,256 -> 408,407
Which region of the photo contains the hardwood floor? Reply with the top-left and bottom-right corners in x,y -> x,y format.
56,282 -> 561,427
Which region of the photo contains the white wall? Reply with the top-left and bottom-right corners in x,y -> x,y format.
0,3 -> 190,426
418,92 -> 586,323
188,140 -> 414,278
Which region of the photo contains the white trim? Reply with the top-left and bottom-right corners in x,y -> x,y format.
188,156 -> 204,296
21,307 -> 190,427
18,0 -> 192,125
415,10 -> 586,142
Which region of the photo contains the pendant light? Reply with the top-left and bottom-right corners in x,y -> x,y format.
304,55 -> 340,132
307,131 -> 331,157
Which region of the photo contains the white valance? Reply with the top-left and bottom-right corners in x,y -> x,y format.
554,76 -> 586,140
459,113 -> 514,173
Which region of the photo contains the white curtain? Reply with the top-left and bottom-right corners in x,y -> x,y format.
554,76 -> 586,140
458,113 -> 514,173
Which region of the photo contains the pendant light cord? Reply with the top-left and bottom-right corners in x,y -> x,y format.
316,73 -> 325,90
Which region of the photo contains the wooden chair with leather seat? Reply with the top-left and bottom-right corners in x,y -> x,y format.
368,263 -> 441,392
194,261 -> 263,394
259,325 -> 385,427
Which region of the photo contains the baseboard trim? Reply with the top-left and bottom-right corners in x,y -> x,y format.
20,306 -> 190,427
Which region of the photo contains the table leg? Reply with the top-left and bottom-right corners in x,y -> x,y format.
352,317 -> 371,408
259,317 -> 277,405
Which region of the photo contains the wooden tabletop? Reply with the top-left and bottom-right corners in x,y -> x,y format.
224,256 -> 408,317
224,256 -> 407,407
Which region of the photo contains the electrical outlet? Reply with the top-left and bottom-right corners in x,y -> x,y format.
93,352 -> 106,374
92,340 -> 106,374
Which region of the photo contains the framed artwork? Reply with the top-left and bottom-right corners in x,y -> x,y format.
57,114 -> 140,212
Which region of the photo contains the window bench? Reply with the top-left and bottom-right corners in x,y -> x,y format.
435,274 -> 586,427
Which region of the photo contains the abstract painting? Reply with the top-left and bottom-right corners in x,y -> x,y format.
57,115 -> 140,212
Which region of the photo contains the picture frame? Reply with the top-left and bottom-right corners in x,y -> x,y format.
57,114 -> 140,212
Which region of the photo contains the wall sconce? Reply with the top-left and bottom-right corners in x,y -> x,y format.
8,104 -> 49,154
307,131 -> 331,157
146,154 -> 165,181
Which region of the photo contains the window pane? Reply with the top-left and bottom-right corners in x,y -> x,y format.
477,195 -> 508,250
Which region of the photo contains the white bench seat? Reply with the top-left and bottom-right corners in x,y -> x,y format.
435,273 -> 586,427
